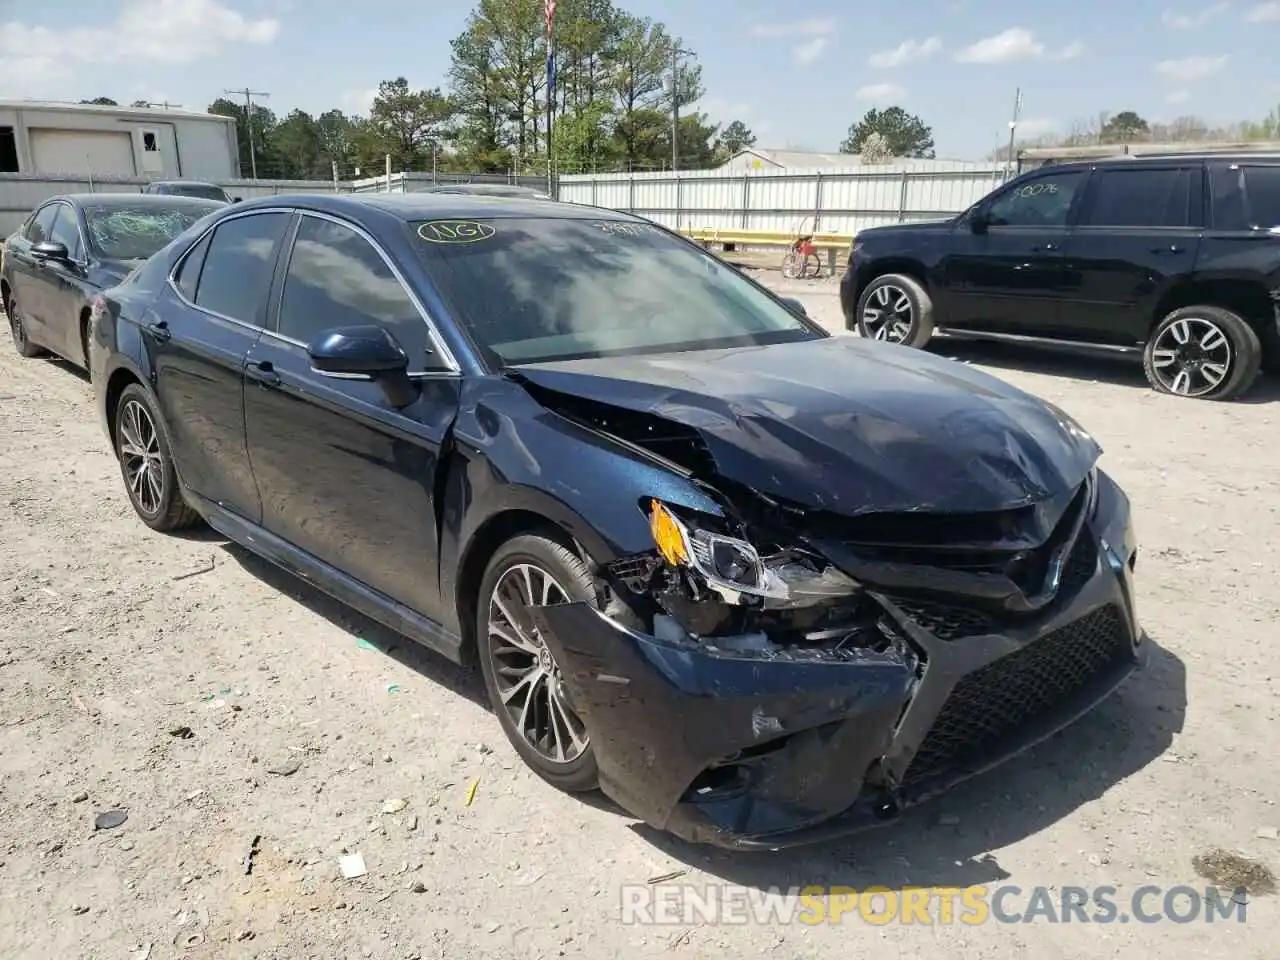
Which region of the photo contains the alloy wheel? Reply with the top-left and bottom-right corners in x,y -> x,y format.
862,284 -> 914,342
486,562 -> 589,765
1149,316 -> 1232,397
118,399 -> 165,515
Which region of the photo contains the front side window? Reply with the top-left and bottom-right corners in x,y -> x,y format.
1081,168 -> 1194,228
26,204 -> 59,243
192,212 -> 290,324
83,199 -> 224,261
48,206 -> 85,260
410,217 -> 820,366
277,216 -> 435,367
985,170 -> 1084,228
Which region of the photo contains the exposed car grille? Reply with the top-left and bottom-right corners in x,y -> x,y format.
901,604 -> 1130,788
886,533 -> 1100,642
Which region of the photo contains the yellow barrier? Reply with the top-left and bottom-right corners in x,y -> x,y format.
680,227 -> 854,250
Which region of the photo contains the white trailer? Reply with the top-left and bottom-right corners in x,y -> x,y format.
0,100 -> 240,181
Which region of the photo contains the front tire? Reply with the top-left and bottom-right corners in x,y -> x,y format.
476,533 -> 599,794
113,384 -> 201,531
855,273 -> 935,347
7,292 -> 43,358
1142,305 -> 1261,401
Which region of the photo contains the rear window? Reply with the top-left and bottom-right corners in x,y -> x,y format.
1242,166 -> 1280,229
82,200 -> 223,260
168,184 -> 231,202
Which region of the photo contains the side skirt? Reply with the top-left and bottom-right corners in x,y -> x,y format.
191,494 -> 465,664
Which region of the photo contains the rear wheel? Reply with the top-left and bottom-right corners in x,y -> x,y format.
476,533 -> 599,793
1142,305 -> 1261,401
113,384 -> 201,531
7,292 -> 43,358
855,273 -> 935,347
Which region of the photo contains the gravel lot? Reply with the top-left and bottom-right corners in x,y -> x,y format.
2,280 -> 1279,959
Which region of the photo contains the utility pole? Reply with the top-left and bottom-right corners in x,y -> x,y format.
670,45 -> 693,172
225,87 -> 270,179
671,46 -> 679,172
1004,87 -> 1022,181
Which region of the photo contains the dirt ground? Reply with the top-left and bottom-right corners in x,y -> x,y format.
2,282 -> 1279,959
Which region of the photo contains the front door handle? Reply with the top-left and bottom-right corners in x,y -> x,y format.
1151,244 -> 1184,254
142,320 -> 171,342
246,360 -> 280,387
1031,242 -> 1059,252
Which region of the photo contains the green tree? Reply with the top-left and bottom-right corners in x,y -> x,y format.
839,106 -> 935,159
81,97 -> 118,105
717,120 -> 756,155
130,100 -> 151,108
273,109 -> 326,179
607,14 -> 673,166
1100,110 -> 1150,143
207,97 -> 281,177
362,77 -> 455,171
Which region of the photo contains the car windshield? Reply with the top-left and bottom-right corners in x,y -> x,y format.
83,200 -> 222,260
410,217 -> 820,365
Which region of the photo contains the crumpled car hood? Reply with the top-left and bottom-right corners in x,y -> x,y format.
514,336 -> 1101,515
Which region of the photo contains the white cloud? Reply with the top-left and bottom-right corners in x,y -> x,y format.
1162,3 -> 1230,28
1154,54 -> 1229,81
953,28 -> 1082,65
1014,118 -> 1061,138
856,83 -> 907,102
339,88 -> 379,115
1167,89 -> 1192,104
955,27 -> 1043,62
747,17 -> 834,38
1244,1 -> 1280,20
868,37 -> 942,68
793,37 -> 829,65
0,0 -> 279,95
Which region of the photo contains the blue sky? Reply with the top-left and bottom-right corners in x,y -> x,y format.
2,0 -> 1278,160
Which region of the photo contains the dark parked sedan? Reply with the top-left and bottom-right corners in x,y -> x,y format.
3,193 -> 224,374
88,193 -> 1143,849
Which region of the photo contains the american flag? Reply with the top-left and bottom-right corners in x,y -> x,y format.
545,0 -> 556,37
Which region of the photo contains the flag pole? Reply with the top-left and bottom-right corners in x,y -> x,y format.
545,0 -> 556,198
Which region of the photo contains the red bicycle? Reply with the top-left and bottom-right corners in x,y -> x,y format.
781,233 -> 823,280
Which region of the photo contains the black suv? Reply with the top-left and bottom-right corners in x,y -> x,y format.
841,154 -> 1280,401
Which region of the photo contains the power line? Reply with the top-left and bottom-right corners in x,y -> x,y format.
225,87 -> 270,179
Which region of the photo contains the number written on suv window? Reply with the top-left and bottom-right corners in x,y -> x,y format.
985,171 -> 1083,228
277,215 -> 437,369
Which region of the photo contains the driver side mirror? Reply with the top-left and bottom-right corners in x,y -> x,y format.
31,240 -> 69,261
307,324 -> 420,408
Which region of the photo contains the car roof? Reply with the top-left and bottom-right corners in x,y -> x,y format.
229,192 -> 639,223
1035,152 -> 1280,172
46,192 -> 227,208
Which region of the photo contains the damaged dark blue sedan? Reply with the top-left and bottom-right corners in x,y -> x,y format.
88,193 -> 1143,849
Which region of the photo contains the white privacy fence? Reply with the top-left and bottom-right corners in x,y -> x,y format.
0,163 -> 1011,238
556,161 -> 1011,235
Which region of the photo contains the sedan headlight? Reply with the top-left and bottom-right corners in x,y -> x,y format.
648,500 -> 860,607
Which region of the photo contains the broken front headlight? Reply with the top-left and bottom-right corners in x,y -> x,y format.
648,499 -> 860,607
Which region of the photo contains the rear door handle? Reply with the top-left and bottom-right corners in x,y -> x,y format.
246,360 -> 280,387
1151,244 -> 1183,254
142,320 -> 171,342
1032,242 -> 1059,252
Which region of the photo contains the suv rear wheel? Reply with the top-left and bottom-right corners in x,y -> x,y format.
854,273 -> 935,347
1142,305 -> 1262,401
